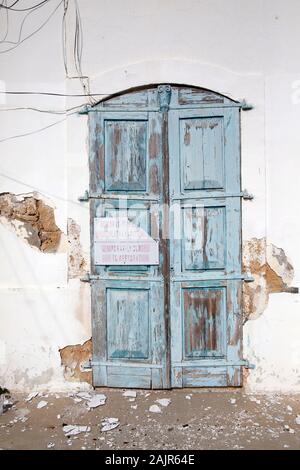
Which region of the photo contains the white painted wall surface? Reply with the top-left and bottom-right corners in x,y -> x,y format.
0,0 -> 299,392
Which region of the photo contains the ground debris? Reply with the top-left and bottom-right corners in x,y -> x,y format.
2,391 -> 300,450
37,400 -> 47,409
86,394 -> 106,409
76,392 -> 92,400
25,392 -> 39,402
123,391 -> 137,398
63,424 -> 91,436
101,418 -> 119,432
156,398 -> 171,407
149,405 -> 162,414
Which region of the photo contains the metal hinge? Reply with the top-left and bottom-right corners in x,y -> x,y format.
282,286 -> 299,294
80,273 -> 91,283
78,105 -> 92,115
78,190 -> 89,202
243,274 -> 254,283
240,99 -> 254,111
83,359 -> 254,370
243,360 -> 255,369
242,189 -> 254,200
80,273 -> 100,283
82,359 -> 92,370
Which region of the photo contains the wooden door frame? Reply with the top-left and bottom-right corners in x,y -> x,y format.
87,84 -> 244,388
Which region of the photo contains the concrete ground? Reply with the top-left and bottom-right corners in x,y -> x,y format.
1,389 -> 300,450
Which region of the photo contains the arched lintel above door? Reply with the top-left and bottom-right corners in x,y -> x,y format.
83,84 -> 241,114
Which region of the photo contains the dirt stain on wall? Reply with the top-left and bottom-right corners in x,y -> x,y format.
0,192 -> 62,252
67,218 -> 87,279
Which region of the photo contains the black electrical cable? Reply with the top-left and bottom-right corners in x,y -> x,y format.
0,110 -> 77,144
0,0 -> 63,52
0,91 -> 108,96
0,0 -> 50,12
0,0 -> 9,42
6,1 -> 21,7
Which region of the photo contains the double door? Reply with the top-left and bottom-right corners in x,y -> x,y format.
88,85 -> 243,388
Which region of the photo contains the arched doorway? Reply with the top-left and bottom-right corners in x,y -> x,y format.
88,84 -> 243,388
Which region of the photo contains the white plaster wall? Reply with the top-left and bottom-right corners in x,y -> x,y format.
0,0 -> 299,392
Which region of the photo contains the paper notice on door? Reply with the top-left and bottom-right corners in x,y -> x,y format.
94,217 -> 159,265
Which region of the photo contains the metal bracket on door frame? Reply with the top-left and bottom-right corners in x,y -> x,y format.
78,190 -> 89,202
78,105 -> 93,115
82,359 -> 92,370
242,189 -> 254,200
240,360 -> 255,369
82,359 -> 254,371
80,273 -> 107,283
172,359 -> 255,369
239,99 -> 254,111
80,272 -> 92,283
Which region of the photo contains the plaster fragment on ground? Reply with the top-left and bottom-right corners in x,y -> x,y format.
37,400 -> 47,409
76,392 -> 92,400
149,404 -> 162,413
295,415 -> 300,425
63,425 -> 91,436
15,408 -> 30,422
287,405 -> 292,412
86,394 -> 106,409
156,398 -> 171,407
25,392 -> 39,402
47,442 -> 55,448
123,390 -> 137,398
230,398 -> 236,405
101,418 -> 119,432
249,396 -> 261,404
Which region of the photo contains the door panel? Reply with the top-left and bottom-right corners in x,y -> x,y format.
183,286 -> 226,359
92,280 -> 165,388
104,119 -> 148,191
89,105 -> 168,389
180,116 -> 224,190
182,205 -> 226,271
107,287 -> 150,359
169,105 -> 242,387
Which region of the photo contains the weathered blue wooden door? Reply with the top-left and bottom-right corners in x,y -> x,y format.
88,85 -> 243,388
168,89 -> 243,387
89,89 -> 168,388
